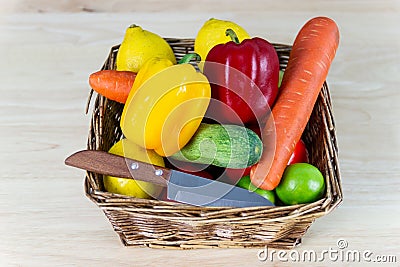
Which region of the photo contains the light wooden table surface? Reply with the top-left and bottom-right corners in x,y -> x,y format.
1,1 -> 399,266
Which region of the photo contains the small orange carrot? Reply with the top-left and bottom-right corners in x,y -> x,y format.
250,16 -> 339,190
89,70 -> 136,104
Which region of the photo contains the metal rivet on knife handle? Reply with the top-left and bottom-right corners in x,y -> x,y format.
155,169 -> 163,176
130,162 -> 139,170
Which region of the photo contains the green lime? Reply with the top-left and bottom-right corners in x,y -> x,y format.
236,175 -> 275,204
276,163 -> 325,205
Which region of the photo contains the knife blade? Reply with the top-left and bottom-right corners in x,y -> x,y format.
65,150 -> 274,208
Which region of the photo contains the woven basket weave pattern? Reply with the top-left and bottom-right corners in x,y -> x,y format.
84,38 -> 342,249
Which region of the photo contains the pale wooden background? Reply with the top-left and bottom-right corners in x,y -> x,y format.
1,1 -> 399,266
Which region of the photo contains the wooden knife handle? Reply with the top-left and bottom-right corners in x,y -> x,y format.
65,150 -> 169,187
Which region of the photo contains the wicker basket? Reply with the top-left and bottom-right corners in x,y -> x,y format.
84,38 -> 343,249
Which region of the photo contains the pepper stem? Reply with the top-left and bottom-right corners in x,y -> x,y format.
225,29 -> 240,44
178,53 -> 202,64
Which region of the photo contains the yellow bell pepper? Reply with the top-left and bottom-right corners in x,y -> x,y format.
120,54 -> 211,157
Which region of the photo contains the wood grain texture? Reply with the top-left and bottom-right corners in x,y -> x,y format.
0,0 -> 399,13
0,1 -> 399,266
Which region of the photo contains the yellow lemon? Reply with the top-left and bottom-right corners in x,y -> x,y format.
116,24 -> 176,72
194,18 -> 250,62
103,138 -> 164,199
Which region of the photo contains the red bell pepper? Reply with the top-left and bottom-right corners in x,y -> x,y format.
287,139 -> 309,165
223,166 -> 252,184
203,29 -> 280,125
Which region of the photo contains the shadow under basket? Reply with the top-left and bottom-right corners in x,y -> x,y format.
84,38 -> 343,250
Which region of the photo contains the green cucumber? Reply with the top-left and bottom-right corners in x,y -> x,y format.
169,123 -> 263,168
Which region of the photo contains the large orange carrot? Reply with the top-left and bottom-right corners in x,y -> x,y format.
89,70 -> 136,104
250,17 -> 339,190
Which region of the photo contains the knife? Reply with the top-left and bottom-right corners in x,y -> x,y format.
65,150 -> 274,208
